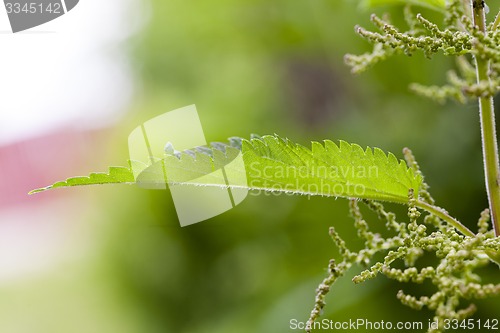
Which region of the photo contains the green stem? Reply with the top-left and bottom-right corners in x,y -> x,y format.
416,200 -> 475,237
473,0 -> 500,237
416,200 -> 500,266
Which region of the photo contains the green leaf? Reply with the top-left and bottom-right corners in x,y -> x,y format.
241,136 -> 421,204
30,135 -> 421,205
29,166 -> 135,194
361,0 -> 446,10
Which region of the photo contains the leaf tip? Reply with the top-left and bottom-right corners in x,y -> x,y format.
28,186 -> 52,195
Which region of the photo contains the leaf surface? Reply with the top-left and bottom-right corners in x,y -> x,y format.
29,166 -> 135,194
241,136 -> 421,203
30,135 -> 421,204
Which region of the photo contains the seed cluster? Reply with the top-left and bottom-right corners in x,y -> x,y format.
307,149 -> 500,333
344,1 -> 500,103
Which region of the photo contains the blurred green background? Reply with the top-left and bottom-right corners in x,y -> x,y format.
2,0 -> 499,332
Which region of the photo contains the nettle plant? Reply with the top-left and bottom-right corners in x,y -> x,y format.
32,0 -> 500,332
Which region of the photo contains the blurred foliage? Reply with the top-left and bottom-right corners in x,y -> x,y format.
2,0 -> 499,332
361,0 -> 446,11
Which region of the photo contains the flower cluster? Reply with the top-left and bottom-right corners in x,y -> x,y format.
344,0 -> 500,103
307,149 -> 500,333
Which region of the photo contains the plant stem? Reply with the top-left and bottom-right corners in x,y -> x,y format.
416,201 -> 500,266
473,0 -> 500,237
416,200 -> 475,237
